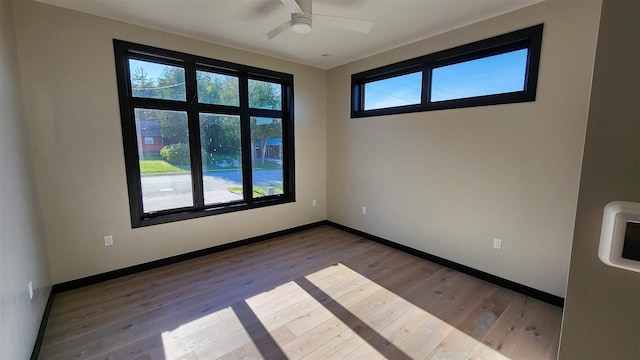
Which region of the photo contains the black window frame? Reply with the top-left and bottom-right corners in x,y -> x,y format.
351,24 -> 543,118
113,40 -> 295,228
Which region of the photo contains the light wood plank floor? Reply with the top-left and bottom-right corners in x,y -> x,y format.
39,225 -> 562,359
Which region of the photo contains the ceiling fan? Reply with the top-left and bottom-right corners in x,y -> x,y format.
263,0 -> 374,40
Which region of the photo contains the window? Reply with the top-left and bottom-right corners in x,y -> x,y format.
430,49 -> 528,102
364,71 -> 422,110
114,40 -> 295,227
352,24 -> 543,117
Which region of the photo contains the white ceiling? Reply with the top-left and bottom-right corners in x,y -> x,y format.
36,0 -> 545,69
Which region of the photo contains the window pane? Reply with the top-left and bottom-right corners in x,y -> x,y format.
129,59 -> 186,101
200,114 -> 243,205
197,71 -> 239,106
251,117 -> 283,198
249,79 -> 282,110
431,49 -> 528,102
364,72 -> 422,110
135,109 -> 192,213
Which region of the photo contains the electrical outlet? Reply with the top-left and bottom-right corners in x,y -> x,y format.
312,199 -> 317,207
362,207 -> 367,215
493,238 -> 502,250
104,235 -> 113,246
28,281 -> 33,300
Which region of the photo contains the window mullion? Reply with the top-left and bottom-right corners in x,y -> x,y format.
239,75 -> 253,204
422,65 -> 431,105
185,63 -> 205,208
282,82 -> 295,196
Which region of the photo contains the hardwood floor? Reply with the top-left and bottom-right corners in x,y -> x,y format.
39,225 -> 562,359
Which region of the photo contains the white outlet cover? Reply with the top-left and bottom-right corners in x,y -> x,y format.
104,235 -> 113,246
28,281 -> 33,299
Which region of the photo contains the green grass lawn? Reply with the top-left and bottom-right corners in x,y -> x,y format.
140,158 -> 280,176
139,160 -> 189,175
228,185 -> 283,197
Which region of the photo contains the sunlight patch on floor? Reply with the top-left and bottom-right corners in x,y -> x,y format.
161,306 -> 252,359
160,262 -> 511,359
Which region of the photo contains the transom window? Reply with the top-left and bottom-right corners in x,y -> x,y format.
352,24 -> 543,117
114,40 -> 295,227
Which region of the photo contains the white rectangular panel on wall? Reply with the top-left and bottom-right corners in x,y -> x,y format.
599,201 -> 640,273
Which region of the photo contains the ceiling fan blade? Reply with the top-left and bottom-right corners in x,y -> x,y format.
313,14 -> 374,33
280,0 -> 303,14
247,0 -> 283,19
263,21 -> 292,40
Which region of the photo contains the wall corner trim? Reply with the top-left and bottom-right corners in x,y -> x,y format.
30,288 -> 55,360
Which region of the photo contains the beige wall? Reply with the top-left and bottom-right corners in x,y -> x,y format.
9,0 -> 639,356
0,0 -> 51,357
11,0 -> 327,284
560,0 -> 640,357
326,0 -> 601,297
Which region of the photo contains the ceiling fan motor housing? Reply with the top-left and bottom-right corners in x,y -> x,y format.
291,0 -> 312,33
